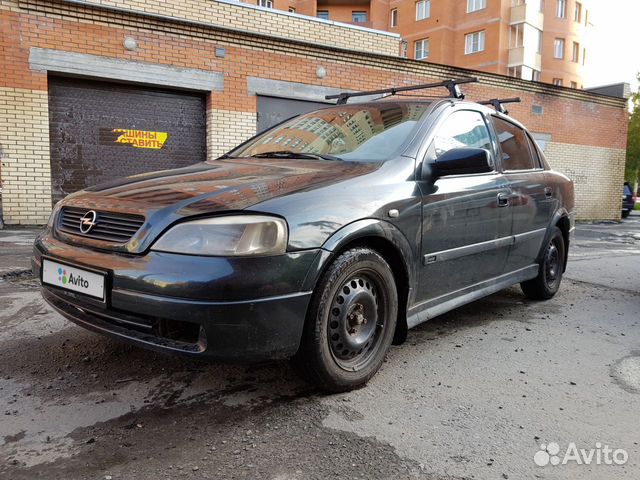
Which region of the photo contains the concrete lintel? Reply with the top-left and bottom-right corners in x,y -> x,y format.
29,48 -> 224,92
247,77 -> 381,104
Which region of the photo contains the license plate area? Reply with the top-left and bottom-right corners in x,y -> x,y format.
42,258 -> 106,301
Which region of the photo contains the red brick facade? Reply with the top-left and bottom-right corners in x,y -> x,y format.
0,0 -> 629,223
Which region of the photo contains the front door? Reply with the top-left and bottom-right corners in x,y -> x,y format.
416,109 -> 512,303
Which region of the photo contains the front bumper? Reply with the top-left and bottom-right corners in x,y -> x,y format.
33,230 -> 321,361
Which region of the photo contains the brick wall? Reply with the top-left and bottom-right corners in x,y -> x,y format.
0,0 -> 629,223
0,87 -> 52,224
207,109 -> 256,158
57,0 -> 401,56
545,143 -> 627,220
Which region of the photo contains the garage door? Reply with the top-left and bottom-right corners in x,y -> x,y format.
257,95 -> 330,133
48,77 -> 206,203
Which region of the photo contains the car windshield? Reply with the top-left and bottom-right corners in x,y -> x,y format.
227,102 -> 430,162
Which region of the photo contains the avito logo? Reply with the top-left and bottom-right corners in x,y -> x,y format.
57,267 -> 90,288
57,267 -> 68,284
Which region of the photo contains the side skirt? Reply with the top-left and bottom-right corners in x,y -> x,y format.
406,265 -> 539,329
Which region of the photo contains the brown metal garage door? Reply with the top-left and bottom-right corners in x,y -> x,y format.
257,95 -> 330,133
48,77 -> 206,204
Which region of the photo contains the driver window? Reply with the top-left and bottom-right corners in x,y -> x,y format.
431,110 -> 494,166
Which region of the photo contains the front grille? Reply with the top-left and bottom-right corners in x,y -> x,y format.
58,207 -> 145,243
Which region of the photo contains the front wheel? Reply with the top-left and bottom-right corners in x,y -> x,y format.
622,210 -> 631,219
294,248 -> 398,392
521,226 -> 565,300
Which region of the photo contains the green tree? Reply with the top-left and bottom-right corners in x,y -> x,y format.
626,74 -> 640,185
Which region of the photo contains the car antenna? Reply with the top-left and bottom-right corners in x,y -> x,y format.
325,77 -> 479,105
478,97 -> 521,115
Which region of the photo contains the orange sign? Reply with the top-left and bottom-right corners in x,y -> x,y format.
113,129 -> 168,149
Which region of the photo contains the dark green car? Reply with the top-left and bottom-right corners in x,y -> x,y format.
34,97 -> 575,392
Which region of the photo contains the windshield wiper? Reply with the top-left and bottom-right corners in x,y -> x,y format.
248,151 -> 342,161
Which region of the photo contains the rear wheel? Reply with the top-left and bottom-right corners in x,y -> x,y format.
521,226 -> 565,300
294,248 -> 398,392
622,210 -> 630,219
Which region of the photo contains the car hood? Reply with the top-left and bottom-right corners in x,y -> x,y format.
58,158 -> 379,252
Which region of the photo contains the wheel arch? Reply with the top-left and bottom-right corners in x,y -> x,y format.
303,219 -> 416,345
555,214 -> 571,273
537,209 -> 571,273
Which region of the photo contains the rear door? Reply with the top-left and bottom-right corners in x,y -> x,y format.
416,109 -> 512,303
490,116 -> 553,272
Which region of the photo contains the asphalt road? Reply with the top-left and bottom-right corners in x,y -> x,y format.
1,213 -> 639,480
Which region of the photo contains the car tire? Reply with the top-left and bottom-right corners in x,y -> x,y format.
622,210 -> 630,219
521,226 -> 565,300
294,247 -> 398,392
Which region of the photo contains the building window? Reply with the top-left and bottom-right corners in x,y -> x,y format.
572,42 -> 580,62
467,0 -> 486,13
536,29 -> 543,54
553,38 -> 564,59
582,47 -> 586,65
465,31 -> 485,54
574,2 -> 582,22
352,11 -> 367,23
414,39 -> 429,60
288,7 -> 296,12
317,10 -> 329,20
508,66 -> 522,78
553,78 -> 563,86
532,70 -> 541,82
510,24 -> 524,49
416,0 -> 430,21
390,8 -> 398,27
556,0 -> 566,18
257,0 -> 273,8
570,81 -> 578,89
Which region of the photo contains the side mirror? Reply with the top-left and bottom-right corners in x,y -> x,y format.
427,148 -> 493,180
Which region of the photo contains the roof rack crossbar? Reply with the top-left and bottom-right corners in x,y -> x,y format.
478,97 -> 521,115
325,77 -> 479,105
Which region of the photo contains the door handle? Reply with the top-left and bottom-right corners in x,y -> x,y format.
497,193 -> 510,207
544,187 -> 553,198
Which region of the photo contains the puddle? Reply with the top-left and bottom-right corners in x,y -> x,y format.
611,354 -> 640,394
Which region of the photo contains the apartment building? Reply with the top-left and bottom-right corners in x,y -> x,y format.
247,0 -> 590,87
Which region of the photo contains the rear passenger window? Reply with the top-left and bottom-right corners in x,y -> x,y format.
492,116 -> 536,171
432,110 -> 493,164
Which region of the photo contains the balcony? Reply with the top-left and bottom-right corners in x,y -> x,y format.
508,46 -> 542,71
510,3 -> 544,30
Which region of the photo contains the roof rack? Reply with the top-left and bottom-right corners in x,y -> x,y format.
478,97 -> 521,115
325,77 -> 479,105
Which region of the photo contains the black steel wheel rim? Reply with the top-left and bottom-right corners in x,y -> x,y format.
544,239 -> 560,286
327,270 -> 388,372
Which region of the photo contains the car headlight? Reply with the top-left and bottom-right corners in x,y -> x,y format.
151,215 -> 288,256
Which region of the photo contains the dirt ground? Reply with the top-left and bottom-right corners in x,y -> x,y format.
1,213 -> 639,479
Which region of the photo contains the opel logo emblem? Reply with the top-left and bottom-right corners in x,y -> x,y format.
80,210 -> 98,234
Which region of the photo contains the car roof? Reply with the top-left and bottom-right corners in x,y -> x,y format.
342,98 -> 528,132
